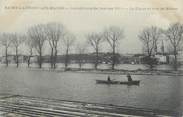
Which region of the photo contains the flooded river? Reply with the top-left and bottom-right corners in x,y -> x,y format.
0,67 -> 182,112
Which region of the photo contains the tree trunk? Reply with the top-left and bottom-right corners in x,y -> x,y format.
112,44 -> 115,70
78,54 -> 82,70
39,51 -> 42,68
53,48 -> 57,69
27,49 -> 32,68
174,52 -> 178,71
95,49 -> 98,70
16,47 -> 19,68
65,48 -> 69,70
28,56 -> 30,67
50,48 -> 53,68
173,46 -> 178,71
5,47 -> 8,67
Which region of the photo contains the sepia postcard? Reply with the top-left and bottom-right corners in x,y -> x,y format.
0,0 -> 183,116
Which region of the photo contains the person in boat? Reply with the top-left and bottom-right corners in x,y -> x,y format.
107,76 -> 111,82
127,73 -> 133,82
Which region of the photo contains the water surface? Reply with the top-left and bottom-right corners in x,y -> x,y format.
0,67 -> 182,112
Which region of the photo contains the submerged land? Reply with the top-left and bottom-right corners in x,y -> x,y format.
27,67 -> 183,76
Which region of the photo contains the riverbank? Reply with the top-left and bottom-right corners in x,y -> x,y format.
1,64 -> 183,76
28,67 -> 183,76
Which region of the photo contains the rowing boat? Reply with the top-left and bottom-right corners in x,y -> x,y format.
96,80 -> 140,85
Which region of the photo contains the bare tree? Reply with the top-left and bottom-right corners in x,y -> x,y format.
139,26 -> 161,57
63,32 -> 75,70
28,24 -> 46,68
103,26 -> 124,70
11,33 -> 25,67
76,43 -> 87,69
138,26 -> 162,70
0,33 -> 12,67
25,36 -> 34,67
164,23 -> 183,70
45,23 -> 65,69
87,32 -> 103,69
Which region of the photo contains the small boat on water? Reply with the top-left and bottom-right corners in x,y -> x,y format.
96,80 -> 140,85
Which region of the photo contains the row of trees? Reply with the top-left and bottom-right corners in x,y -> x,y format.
87,26 -> 123,70
0,33 -> 25,67
139,23 -> 183,70
0,23 -> 124,70
0,22 -> 182,71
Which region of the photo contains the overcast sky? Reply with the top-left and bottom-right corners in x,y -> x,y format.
0,0 -> 183,55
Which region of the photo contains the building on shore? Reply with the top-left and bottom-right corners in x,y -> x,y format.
177,51 -> 183,64
154,53 -> 168,64
168,51 -> 183,65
